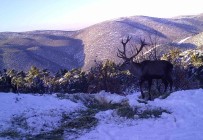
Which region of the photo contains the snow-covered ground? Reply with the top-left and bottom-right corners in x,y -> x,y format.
0,89 -> 203,140
79,89 -> 203,140
0,93 -> 85,138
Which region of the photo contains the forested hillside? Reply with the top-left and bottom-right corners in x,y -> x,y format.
1,13 -> 203,72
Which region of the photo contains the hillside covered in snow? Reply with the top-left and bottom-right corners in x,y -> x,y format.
0,89 -> 203,139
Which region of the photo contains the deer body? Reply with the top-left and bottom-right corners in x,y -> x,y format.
125,60 -> 173,79
120,60 -> 173,100
117,36 -> 173,100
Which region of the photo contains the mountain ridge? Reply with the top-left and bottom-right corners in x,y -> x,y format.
1,13 -> 203,72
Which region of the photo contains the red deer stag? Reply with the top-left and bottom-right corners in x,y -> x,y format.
117,36 -> 173,100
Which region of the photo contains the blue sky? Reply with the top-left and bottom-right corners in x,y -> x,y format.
0,0 -> 203,32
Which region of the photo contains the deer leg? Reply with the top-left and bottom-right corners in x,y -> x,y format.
166,75 -> 173,92
162,79 -> 168,92
168,77 -> 173,92
139,80 -> 145,99
148,79 -> 152,100
156,79 -> 161,92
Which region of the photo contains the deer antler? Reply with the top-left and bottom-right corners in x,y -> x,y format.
129,38 -> 147,59
117,36 -> 147,61
117,36 -> 132,60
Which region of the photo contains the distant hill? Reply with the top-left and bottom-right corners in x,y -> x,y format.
1,13 -> 203,72
74,13 -> 203,69
0,31 -> 84,72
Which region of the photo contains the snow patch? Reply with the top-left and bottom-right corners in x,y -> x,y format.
0,93 -> 85,134
178,36 -> 191,44
94,91 -> 127,104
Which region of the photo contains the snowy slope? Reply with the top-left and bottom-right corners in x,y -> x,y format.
0,93 -> 85,136
0,89 -> 203,139
79,89 -> 203,140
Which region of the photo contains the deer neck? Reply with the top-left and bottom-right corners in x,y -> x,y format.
130,63 -> 142,78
